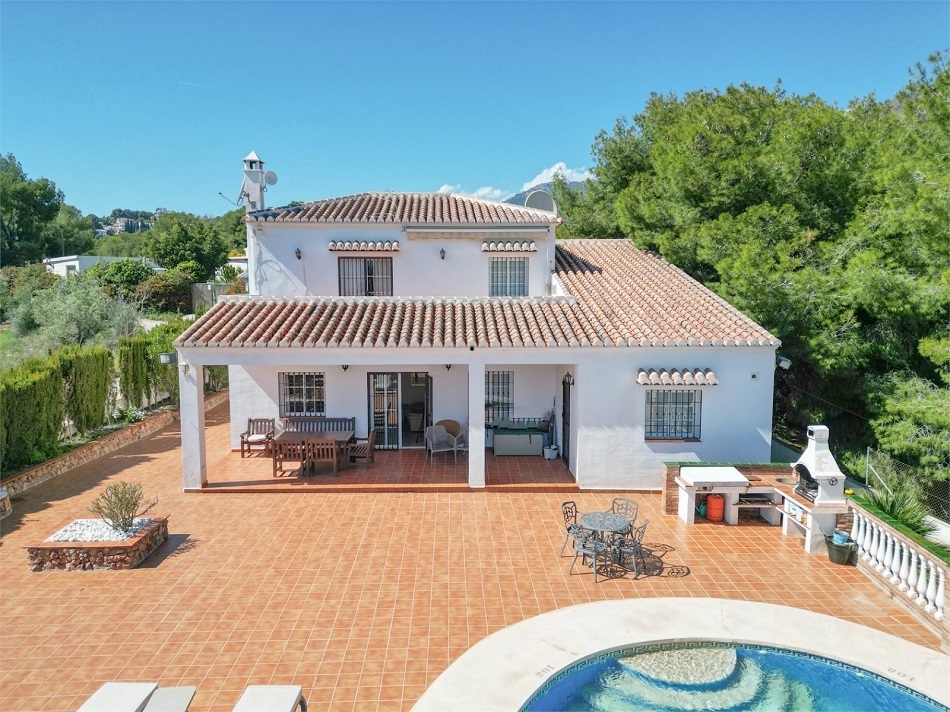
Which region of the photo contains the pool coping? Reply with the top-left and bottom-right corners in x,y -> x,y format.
412,597 -> 950,711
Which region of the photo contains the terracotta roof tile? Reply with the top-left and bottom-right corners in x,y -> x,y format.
328,241 -> 400,252
481,241 -> 538,252
249,192 -> 559,225
175,239 -> 780,351
554,240 -> 780,348
637,368 -> 719,386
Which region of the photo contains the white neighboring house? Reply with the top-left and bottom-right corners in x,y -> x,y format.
173,153 -> 781,491
44,255 -> 161,277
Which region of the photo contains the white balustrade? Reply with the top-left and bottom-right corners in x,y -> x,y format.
847,504 -> 946,627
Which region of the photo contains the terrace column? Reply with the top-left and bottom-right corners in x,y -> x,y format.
179,362 -> 207,489
467,363 -> 486,488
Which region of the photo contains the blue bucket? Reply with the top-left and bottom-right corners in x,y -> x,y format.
833,530 -> 849,545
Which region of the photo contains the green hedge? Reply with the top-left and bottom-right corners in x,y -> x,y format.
0,357 -> 65,471
118,336 -> 150,409
57,346 -> 113,436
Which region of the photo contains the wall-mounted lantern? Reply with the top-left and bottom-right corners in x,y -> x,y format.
295,248 -> 302,260
342,365 -> 349,372
440,248 -> 446,260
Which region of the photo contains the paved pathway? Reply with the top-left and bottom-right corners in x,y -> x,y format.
0,404 -> 940,711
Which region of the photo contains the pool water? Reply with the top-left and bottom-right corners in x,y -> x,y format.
522,642 -> 947,711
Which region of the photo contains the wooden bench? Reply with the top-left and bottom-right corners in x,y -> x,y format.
281,416 -> 356,433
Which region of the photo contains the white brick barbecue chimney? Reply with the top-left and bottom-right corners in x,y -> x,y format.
793,425 -> 846,506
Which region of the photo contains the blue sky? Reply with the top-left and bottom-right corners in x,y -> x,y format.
2,1 -> 947,218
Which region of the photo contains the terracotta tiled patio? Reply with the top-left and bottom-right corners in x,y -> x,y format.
0,403 -> 941,711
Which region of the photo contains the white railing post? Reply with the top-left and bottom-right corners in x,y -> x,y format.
897,542 -> 910,591
867,524 -> 879,564
925,561 -> 938,614
915,556 -> 929,606
850,514 -> 860,547
889,541 -> 903,585
881,533 -> 894,576
935,570 -> 945,622
906,550 -> 920,599
860,515 -> 873,560
874,529 -> 888,572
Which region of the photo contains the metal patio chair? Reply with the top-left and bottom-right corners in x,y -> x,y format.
611,519 -> 649,576
611,497 -> 639,534
569,534 -> 610,583
560,500 -> 591,557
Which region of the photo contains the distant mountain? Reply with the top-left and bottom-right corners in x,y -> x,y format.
505,181 -> 585,207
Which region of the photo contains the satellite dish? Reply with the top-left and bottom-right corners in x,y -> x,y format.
524,190 -> 557,215
264,170 -> 279,186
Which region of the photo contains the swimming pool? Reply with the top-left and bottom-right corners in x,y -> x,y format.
522,641 -> 947,711
412,599 -> 950,711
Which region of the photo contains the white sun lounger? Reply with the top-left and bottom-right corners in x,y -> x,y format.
143,685 -> 197,711
77,682 -> 158,712
232,685 -> 307,712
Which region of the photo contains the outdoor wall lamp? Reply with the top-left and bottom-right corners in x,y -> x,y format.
445,364 -> 452,371
295,248 -> 302,260
440,248 -> 446,260
342,365 -> 349,372
180,363 -> 190,377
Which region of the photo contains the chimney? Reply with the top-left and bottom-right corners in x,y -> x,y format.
793,425 -> 846,505
239,151 -> 266,213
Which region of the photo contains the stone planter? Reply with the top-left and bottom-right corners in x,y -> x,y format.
25,515 -> 169,571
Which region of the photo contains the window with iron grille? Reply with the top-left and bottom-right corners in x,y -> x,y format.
338,257 -> 393,296
645,390 -> 702,440
278,372 -> 326,417
489,257 -> 527,297
485,371 -> 513,424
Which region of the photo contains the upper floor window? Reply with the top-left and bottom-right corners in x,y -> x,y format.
485,370 -> 513,424
279,372 -> 325,417
489,257 -> 527,297
339,257 -> 393,296
645,390 -> 702,440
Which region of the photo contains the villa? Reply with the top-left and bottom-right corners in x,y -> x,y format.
173,153 -> 780,491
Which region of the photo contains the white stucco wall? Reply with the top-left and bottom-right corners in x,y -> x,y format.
250,223 -> 556,299
190,343 -> 775,491
570,347 -> 776,489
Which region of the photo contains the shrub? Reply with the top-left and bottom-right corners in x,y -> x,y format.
135,269 -> 192,313
0,357 -> 64,470
118,336 -> 150,409
95,259 -> 154,301
88,481 -> 144,532
56,345 -> 112,436
223,278 -> 247,295
863,487 -> 937,538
